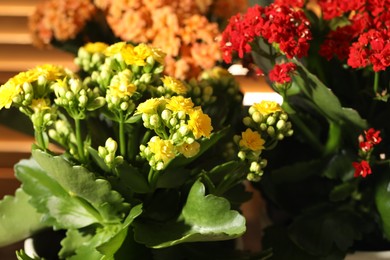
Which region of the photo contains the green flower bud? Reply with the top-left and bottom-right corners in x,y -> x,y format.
98,146 -> 107,157
23,82 -> 33,93
238,151 -> 246,160
120,102 -> 128,111
276,119 -> 286,130
242,116 -> 252,126
252,112 -> 263,123
179,125 -> 189,136
65,91 -> 74,100
169,117 -> 178,127
150,114 -> 160,126
161,109 -> 172,121
79,95 -> 88,107
266,116 -> 276,125
267,126 -> 275,136
105,137 -> 117,153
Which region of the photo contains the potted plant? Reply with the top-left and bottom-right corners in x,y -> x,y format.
0,41 -> 290,259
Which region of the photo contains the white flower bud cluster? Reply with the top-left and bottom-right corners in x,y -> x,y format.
246,158 -> 268,182
98,137 -> 124,169
185,79 -> 217,106
30,105 -> 57,131
53,78 -> 105,119
48,118 -> 77,152
245,107 -> 293,146
75,47 -> 106,73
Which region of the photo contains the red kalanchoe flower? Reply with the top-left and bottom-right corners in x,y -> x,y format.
348,29 -> 390,71
365,128 -> 382,145
359,141 -> 374,152
220,3 -> 311,64
352,160 -> 372,178
269,62 -> 297,84
274,0 -> 305,8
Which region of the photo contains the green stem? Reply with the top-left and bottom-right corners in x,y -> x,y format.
323,122 -> 342,156
35,127 -> 47,150
119,111 -> 126,157
373,71 -> 379,94
75,118 -> 86,163
148,168 -> 160,190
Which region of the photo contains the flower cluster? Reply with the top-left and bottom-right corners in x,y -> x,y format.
353,128 -> 382,178
220,3 -> 312,63
28,0 -> 239,81
0,40 -> 292,259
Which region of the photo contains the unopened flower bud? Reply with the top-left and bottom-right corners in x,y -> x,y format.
252,112 -> 263,123
266,116 -> 276,125
276,119 -> 286,130
23,82 -> 33,93
105,137 -> 117,152
120,102 -> 128,111
238,151 -> 246,160
161,110 -> 172,121
267,126 -> 275,136
79,95 -> 88,106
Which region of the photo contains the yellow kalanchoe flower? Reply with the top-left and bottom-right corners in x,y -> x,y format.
188,108 -> 213,139
84,42 -> 109,53
148,136 -> 176,166
0,82 -> 22,109
162,76 -> 188,94
33,64 -> 67,81
108,71 -> 137,98
166,96 -> 194,113
239,128 -> 265,152
177,141 -> 200,158
104,41 -> 128,57
135,98 -> 165,115
253,100 -> 282,115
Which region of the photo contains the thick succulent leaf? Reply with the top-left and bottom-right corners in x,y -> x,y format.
15,149 -> 128,229
375,171 -> 390,240
32,149 -> 129,221
291,61 -> 367,129
97,204 -> 143,258
59,205 -> 142,259
133,179 -> 246,248
0,188 -> 46,247
15,157 -> 102,229
289,204 -> 367,255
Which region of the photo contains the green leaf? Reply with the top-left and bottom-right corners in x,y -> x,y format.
133,179 -> 246,248
88,147 -> 111,173
291,61 -> 367,129
0,188 -> 47,247
375,171 -> 390,240
113,162 -> 150,193
59,205 -> 142,259
16,250 -> 37,260
15,150 -> 129,229
289,204 -> 366,255
15,158 -> 102,229
97,204 -> 143,258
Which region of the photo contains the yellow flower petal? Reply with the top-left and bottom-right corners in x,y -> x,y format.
239,128 -> 265,152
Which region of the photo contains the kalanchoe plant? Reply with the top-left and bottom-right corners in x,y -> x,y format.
0,41 -> 291,259
221,0 -> 390,259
